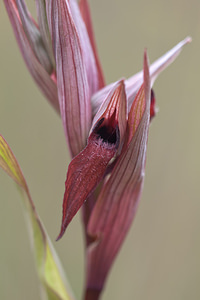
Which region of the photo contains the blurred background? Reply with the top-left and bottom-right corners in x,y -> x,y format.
0,0 -> 199,299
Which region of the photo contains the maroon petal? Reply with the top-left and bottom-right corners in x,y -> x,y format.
79,0 -> 105,89
57,81 -> 127,240
56,132 -> 117,241
3,0 -> 59,112
85,52 -> 151,294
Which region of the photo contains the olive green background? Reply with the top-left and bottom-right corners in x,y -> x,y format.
0,1 -> 199,299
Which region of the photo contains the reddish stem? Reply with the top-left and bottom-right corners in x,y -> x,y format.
84,288 -> 101,300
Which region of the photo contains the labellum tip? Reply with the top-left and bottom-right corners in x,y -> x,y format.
57,81 -> 126,240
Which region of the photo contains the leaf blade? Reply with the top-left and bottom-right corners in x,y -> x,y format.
0,135 -> 74,300
0,135 -> 27,190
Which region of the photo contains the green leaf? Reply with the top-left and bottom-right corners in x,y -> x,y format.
0,135 -> 74,300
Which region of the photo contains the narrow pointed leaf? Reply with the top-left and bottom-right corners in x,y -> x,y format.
86,53 -> 151,293
0,135 -> 74,300
3,0 -> 59,113
79,0 -> 105,89
0,135 -> 27,190
46,0 -> 92,156
57,81 -> 127,240
91,37 -> 191,115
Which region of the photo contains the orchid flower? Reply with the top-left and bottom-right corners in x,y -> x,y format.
4,0 -> 191,299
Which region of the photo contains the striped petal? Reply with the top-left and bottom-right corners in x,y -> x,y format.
85,52 -> 151,294
57,81 -> 127,240
79,0 -> 105,89
69,0 -> 100,95
15,0 -> 53,72
3,0 -> 59,112
46,0 -> 92,156
35,0 -> 55,68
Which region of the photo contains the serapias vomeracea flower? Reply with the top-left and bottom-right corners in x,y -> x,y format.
4,0 -> 191,299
